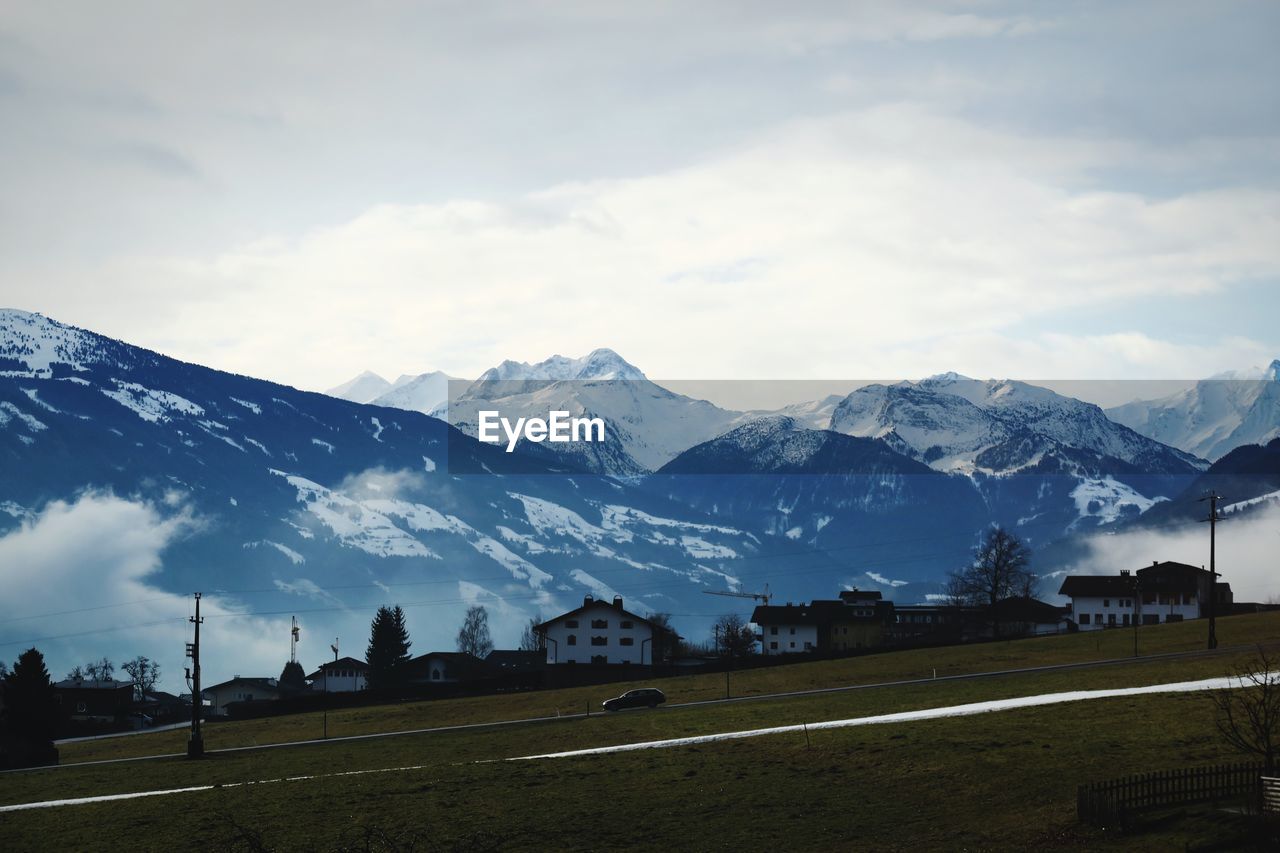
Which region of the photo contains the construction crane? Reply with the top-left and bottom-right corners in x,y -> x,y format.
702,584 -> 772,606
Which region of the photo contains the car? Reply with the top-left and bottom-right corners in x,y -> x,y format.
602,687 -> 666,712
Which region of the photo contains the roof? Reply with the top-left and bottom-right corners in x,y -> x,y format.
203,676 -> 280,693
839,589 -> 883,602
405,651 -> 491,681
305,656 -> 369,680
485,650 -> 545,670
1058,575 -> 1137,598
53,678 -> 134,691
992,596 -> 1069,623
534,596 -> 654,631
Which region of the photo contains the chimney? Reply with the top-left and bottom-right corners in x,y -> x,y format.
1152,560 -> 1158,567
584,594 -> 594,606
613,595 -> 623,610
1120,570 -> 1130,577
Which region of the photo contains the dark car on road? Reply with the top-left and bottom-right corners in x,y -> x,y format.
602,688 -> 666,712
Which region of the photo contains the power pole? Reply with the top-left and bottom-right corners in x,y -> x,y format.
186,592 -> 204,758
1199,491 -> 1221,650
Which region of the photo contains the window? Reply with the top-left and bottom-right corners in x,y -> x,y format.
803,642 -> 813,650
1103,599 -> 1110,607
591,636 -> 607,646
432,670 -> 441,680
1108,613 -> 1117,626
769,641 -> 778,650
621,620 -> 633,629
789,627 -> 796,635
591,655 -> 607,665
620,637 -> 634,646
1095,613 -> 1103,625
76,701 -> 87,713
566,634 -> 577,646
1079,614 -> 1091,625
591,618 -> 608,629
565,619 -> 579,628
789,641 -> 795,648
770,626 -> 778,635
1122,614 -> 1130,626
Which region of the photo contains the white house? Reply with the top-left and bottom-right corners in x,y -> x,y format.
751,603 -> 822,655
202,677 -> 282,717
1058,561 -> 1233,630
306,656 -> 369,692
535,595 -> 656,665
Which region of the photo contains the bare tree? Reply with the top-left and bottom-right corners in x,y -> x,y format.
518,614 -> 544,652
65,664 -> 84,680
83,657 -> 115,681
712,613 -> 757,658
122,655 -> 161,698
947,526 -> 1035,638
456,605 -> 494,658
1210,645 -> 1280,773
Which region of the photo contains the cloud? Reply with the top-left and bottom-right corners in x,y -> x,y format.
75,105 -> 1278,387
1062,504 -> 1280,603
0,492 -> 298,692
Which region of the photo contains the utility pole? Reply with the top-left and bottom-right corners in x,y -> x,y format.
1199,491 -> 1221,650
186,592 -> 204,758
324,637 -> 337,739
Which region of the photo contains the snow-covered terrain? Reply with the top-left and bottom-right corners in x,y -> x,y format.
1108,361 -> 1280,461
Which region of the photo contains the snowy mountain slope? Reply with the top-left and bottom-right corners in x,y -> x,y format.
0,310 -> 823,654
441,350 -> 743,474
1107,361 -> 1280,461
326,370 -> 394,404
828,375 -> 1205,477
369,370 -> 455,415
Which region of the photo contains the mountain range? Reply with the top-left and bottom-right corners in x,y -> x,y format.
5,309 -> 1280,657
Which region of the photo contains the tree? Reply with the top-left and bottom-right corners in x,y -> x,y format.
518,614 -> 545,652
2,648 -> 58,767
65,664 -> 84,680
947,526 -> 1036,638
121,656 -> 161,698
279,660 -> 307,691
83,657 -> 115,681
1209,646 -> 1280,773
365,605 -> 412,690
456,605 -> 493,658
712,613 -> 757,658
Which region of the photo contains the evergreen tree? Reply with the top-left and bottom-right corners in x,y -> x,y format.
365,605 -> 412,690
279,660 -> 307,690
2,647 -> 58,767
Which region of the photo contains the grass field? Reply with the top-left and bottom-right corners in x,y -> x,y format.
3,612 -> 1278,850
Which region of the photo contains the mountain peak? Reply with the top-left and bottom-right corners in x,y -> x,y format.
1267,359 -> 1280,382
476,349 -> 647,383
326,370 -> 392,404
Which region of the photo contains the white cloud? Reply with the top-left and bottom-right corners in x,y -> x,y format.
68,105 -> 1278,388
0,493 -> 298,693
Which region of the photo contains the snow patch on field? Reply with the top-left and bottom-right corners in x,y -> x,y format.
509,675 -> 1245,761
271,471 -> 437,559
1070,477 -> 1163,523
230,397 -> 261,414
0,401 -> 48,432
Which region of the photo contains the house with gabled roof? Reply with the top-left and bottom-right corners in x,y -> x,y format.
534,595 -> 657,665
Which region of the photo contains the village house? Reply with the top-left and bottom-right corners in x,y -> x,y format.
202,676 -> 283,717
306,656 -> 369,692
52,677 -> 135,726
406,651 -> 489,684
753,589 -> 896,655
1058,560 -> 1233,630
535,595 -> 657,665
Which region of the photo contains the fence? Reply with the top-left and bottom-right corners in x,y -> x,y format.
1078,761 -> 1264,829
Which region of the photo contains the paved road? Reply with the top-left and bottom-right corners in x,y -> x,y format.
3,641 -> 1262,776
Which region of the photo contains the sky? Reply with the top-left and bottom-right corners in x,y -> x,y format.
1,1 -> 1278,394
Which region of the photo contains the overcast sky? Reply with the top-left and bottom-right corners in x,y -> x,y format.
2,1 -> 1278,391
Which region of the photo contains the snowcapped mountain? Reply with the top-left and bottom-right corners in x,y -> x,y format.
829,374 -> 1206,477
329,369 -> 457,415
1107,360 -> 1280,461
369,370 -> 455,415
1,310 -> 822,659
442,349 -> 743,475
476,349 -> 648,383
327,370 -> 394,404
